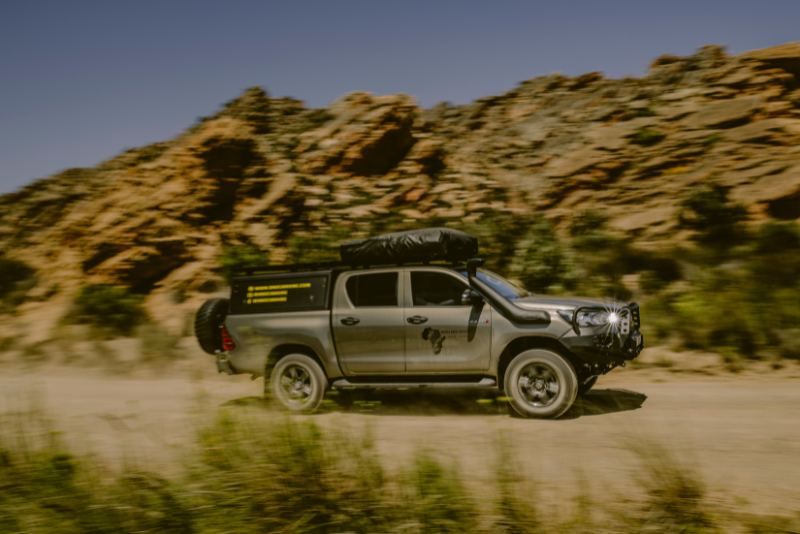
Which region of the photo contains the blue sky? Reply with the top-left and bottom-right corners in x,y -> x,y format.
1,0 -> 798,194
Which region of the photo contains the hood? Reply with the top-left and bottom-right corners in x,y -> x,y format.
513,295 -> 626,310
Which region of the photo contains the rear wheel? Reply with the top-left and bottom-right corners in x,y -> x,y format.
270,354 -> 327,413
504,349 -> 578,419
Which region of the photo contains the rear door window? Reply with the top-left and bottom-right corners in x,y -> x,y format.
345,272 -> 399,307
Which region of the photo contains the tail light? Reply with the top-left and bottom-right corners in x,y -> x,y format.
221,325 -> 236,351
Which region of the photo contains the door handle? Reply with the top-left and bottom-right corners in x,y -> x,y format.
341,317 -> 360,326
407,316 -> 428,324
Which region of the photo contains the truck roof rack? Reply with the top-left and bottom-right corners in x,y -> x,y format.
233,256 -> 471,276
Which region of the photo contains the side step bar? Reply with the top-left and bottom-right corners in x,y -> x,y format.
332,377 -> 497,389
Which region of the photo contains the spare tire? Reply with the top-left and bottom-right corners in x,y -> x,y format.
194,298 -> 230,355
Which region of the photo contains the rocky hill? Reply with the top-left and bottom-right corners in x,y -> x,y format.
2,42 -> 800,344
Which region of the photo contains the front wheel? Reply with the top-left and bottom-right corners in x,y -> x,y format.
270,354 -> 327,413
504,349 -> 578,419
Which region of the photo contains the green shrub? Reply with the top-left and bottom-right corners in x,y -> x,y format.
631,127 -> 665,146
219,245 -> 270,282
132,142 -> 169,164
678,184 -> 748,249
756,220 -> 800,253
635,106 -> 658,117
286,227 -> 356,264
462,211 -> 536,276
749,221 -> 800,287
69,284 -> 145,335
569,209 -> 616,251
702,133 -> 722,147
514,220 -> 576,292
0,255 -> 35,298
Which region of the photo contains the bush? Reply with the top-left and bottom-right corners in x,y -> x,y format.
286,227 -> 356,264
569,209 -> 616,251
514,220 -> 575,293
750,221 -> 800,287
305,109 -> 335,129
0,255 -> 35,298
702,133 -> 722,147
631,127 -> 665,146
635,106 -> 658,117
69,284 -> 145,335
756,220 -> 800,253
678,184 -> 748,249
219,245 -> 270,282
462,211 -> 536,276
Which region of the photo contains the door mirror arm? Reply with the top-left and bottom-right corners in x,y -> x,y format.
461,289 -> 484,306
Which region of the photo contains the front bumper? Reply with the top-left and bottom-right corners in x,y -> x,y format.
561,329 -> 644,365
560,304 -> 644,366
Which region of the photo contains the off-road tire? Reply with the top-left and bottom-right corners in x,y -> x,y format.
194,298 -> 229,355
578,375 -> 598,395
270,354 -> 327,414
504,349 -> 578,419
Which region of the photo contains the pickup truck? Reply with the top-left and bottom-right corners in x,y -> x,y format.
194,230 -> 643,419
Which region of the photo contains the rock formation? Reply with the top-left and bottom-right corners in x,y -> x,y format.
1,43 -> 799,343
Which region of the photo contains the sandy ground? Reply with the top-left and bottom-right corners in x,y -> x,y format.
1,347 -> 799,518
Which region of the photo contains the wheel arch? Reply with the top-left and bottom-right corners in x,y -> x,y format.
266,343 -> 328,378
497,336 -> 583,392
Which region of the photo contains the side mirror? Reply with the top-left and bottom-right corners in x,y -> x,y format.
461,289 -> 484,306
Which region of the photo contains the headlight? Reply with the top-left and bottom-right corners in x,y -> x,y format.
558,310 -> 618,326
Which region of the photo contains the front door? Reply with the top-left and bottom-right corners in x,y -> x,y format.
332,269 -> 405,374
404,269 -> 492,372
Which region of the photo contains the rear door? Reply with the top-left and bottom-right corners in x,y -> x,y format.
403,268 -> 492,372
332,269 -> 405,374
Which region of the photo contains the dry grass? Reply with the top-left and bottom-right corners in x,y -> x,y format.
0,396 -> 797,534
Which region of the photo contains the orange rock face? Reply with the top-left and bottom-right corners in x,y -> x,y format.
2,42 -> 800,342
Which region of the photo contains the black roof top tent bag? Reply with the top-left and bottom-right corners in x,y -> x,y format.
340,228 -> 478,265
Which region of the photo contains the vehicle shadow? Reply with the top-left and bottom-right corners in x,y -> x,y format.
221,388 -> 647,419
558,388 -> 648,420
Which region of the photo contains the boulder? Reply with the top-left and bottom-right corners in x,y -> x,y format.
544,147 -> 607,177
658,88 -> 702,101
659,101 -> 701,121
711,69 -> 753,87
721,118 -> 794,143
684,95 -> 762,129
584,117 -> 661,150
738,42 -> 800,78
731,165 -> 800,219
295,94 -> 417,176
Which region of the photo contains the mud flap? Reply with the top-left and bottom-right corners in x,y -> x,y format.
216,353 -> 237,375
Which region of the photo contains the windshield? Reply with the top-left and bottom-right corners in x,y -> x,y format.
455,268 -> 530,300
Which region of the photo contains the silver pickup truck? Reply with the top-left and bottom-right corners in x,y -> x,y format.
195,230 -> 643,419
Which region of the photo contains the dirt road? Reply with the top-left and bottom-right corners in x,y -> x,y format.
1,361 -> 799,517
